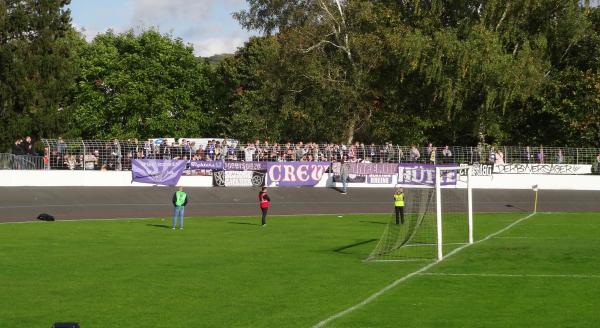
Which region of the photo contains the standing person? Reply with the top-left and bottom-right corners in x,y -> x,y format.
409,144 -> 420,163
111,139 -> 122,170
426,143 -> 434,164
442,145 -> 452,164
340,157 -> 349,194
537,146 -> 545,164
556,149 -> 564,164
172,186 -> 188,230
495,148 -> 505,165
259,187 -> 270,226
394,188 -> 405,225
429,146 -> 437,164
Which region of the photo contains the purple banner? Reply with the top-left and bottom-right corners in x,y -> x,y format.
397,164 -> 458,186
132,160 -> 186,186
332,162 -> 398,175
189,161 -> 224,170
187,161 -> 267,171
266,162 -> 331,187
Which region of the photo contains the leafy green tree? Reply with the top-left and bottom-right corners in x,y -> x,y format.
504,6 -> 600,147
69,29 -> 214,140
235,1 -> 390,143
234,0 -> 592,146
0,0 -> 76,152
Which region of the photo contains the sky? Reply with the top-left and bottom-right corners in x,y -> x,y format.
68,0 -> 256,57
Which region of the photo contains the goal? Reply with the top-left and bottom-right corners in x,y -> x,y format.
367,166 -> 473,262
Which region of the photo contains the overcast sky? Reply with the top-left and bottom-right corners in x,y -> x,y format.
69,0 -> 256,57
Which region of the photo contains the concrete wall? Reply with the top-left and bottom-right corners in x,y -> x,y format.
1,170 -> 599,190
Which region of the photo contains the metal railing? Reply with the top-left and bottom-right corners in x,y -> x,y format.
0,153 -> 46,170
33,139 -> 600,173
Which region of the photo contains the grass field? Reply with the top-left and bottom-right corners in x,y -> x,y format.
1,212 -> 600,327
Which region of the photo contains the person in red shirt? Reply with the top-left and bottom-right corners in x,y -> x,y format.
259,187 -> 271,226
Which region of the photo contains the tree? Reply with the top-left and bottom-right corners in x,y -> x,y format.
235,1 -> 388,143
234,0 -> 591,145
68,29 -> 214,140
504,5 -> 600,147
0,0 -> 76,152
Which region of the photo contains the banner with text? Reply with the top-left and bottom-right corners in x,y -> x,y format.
132,160 -> 186,186
212,170 -> 265,187
493,164 -> 592,175
266,162 -> 331,187
459,163 -> 494,176
397,164 -> 458,186
331,162 -> 398,185
183,161 -> 268,176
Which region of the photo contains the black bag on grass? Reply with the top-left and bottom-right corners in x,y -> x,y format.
37,213 -> 55,221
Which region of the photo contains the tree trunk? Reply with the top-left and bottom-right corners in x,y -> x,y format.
345,113 -> 357,144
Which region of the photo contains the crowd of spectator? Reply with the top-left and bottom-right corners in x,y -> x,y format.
4,136 -> 598,172
29,138 -> 600,172
47,139 -> 467,170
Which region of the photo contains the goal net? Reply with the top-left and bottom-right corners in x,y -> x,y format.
367,166 -> 473,262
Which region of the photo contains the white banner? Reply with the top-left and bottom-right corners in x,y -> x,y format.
493,164 -> 592,175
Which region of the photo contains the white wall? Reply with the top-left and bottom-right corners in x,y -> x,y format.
1,170 -> 599,190
469,174 -> 600,190
0,170 -> 213,187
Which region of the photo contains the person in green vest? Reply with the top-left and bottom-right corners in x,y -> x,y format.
172,186 -> 188,230
394,188 -> 405,225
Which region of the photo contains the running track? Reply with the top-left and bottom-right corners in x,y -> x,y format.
1,187 -> 599,222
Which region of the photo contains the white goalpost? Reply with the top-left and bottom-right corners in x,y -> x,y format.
367,165 -> 473,262
435,166 -> 473,260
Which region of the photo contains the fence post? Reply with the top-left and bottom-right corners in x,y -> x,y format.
82,140 -> 86,170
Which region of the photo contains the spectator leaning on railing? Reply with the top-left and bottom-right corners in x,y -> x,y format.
12,136 -> 38,156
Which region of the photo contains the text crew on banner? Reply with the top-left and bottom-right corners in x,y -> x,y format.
266,162 -> 331,187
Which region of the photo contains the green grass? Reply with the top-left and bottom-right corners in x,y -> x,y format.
1,212 -> 600,327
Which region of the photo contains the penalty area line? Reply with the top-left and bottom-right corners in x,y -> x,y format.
311,212 -> 537,328
420,272 -> 600,279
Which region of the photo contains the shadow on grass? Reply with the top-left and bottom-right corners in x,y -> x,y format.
358,220 -> 388,225
505,204 -> 528,211
228,221 -> 260,226
146,224 -> 171,229
334,239 -> 377,254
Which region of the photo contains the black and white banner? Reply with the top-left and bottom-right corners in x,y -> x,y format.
460,163 -> 494,176
212,171 -> 265,187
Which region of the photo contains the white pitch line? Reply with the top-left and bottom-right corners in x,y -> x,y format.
404,242 -> 467,247
0,212 -> 392,225
0,201 -> 393,209
0,217 -> 158,224
420,272 -> 600,279
531,223 -> 600,227
493,236 -> 569,240
312,212 -> 537,328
